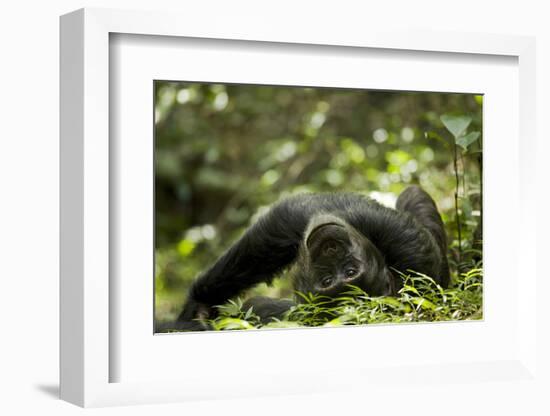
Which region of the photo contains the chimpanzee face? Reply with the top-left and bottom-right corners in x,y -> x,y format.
293,214 -> 393,298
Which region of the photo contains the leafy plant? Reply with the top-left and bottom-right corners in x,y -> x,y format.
209,299 -> 262,330
439,114 -> 482,261
207,264 -> 483,330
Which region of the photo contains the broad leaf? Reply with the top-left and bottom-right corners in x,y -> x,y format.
440,114 -> 472,138
378,296 -> 402,308
411,297 -> 436,311
213,318 -> 253,330
378,297 -> 411,312
456,131 -> 481,151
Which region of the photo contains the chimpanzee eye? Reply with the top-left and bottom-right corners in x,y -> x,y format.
321,276 -> 334,288
345,268 -> 357,278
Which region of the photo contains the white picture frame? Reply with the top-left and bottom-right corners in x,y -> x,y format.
60,7 -> 538,408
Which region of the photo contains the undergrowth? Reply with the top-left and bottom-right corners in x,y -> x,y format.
208,265 -> 483,331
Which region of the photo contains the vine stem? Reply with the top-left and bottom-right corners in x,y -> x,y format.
453,143 -> 462,262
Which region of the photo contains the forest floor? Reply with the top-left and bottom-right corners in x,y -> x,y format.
206,264 -> 483,331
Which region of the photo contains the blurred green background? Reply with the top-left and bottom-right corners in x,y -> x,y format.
154,81 -> 482,324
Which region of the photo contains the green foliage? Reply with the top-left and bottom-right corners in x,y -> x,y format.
208,266 -> 483,330
436,113 -> 482,260
456,132 -> 481,152
440,114 -> 481,153
440,114 -> 472,139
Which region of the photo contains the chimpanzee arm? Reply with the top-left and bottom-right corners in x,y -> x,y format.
340,190 -> 447,289
395,185 -> 450,287
176,198 -> 309,326
242,296 -> 296,323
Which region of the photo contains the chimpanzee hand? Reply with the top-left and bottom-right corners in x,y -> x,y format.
174,297 -> 215,331
154,298 -> 215,332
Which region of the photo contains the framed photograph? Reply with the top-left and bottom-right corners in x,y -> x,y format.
60,8 -> 538,408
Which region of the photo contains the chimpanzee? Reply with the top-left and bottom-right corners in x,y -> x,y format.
167,185 -> 449,331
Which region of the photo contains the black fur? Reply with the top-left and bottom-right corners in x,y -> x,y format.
242,297 -> 296,324
171,185 -> 449,331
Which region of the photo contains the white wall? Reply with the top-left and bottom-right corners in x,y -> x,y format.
1,1 -> 548,414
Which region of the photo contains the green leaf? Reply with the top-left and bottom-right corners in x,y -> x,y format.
215,299 -> 242,317
378,297 -> 412,312
244,306 -> 253,320
455,131 -> 481,151
212,318 -> 253,330
440,115 -> 472,139
378,296 -> 403,308
411,297 -> 436,311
